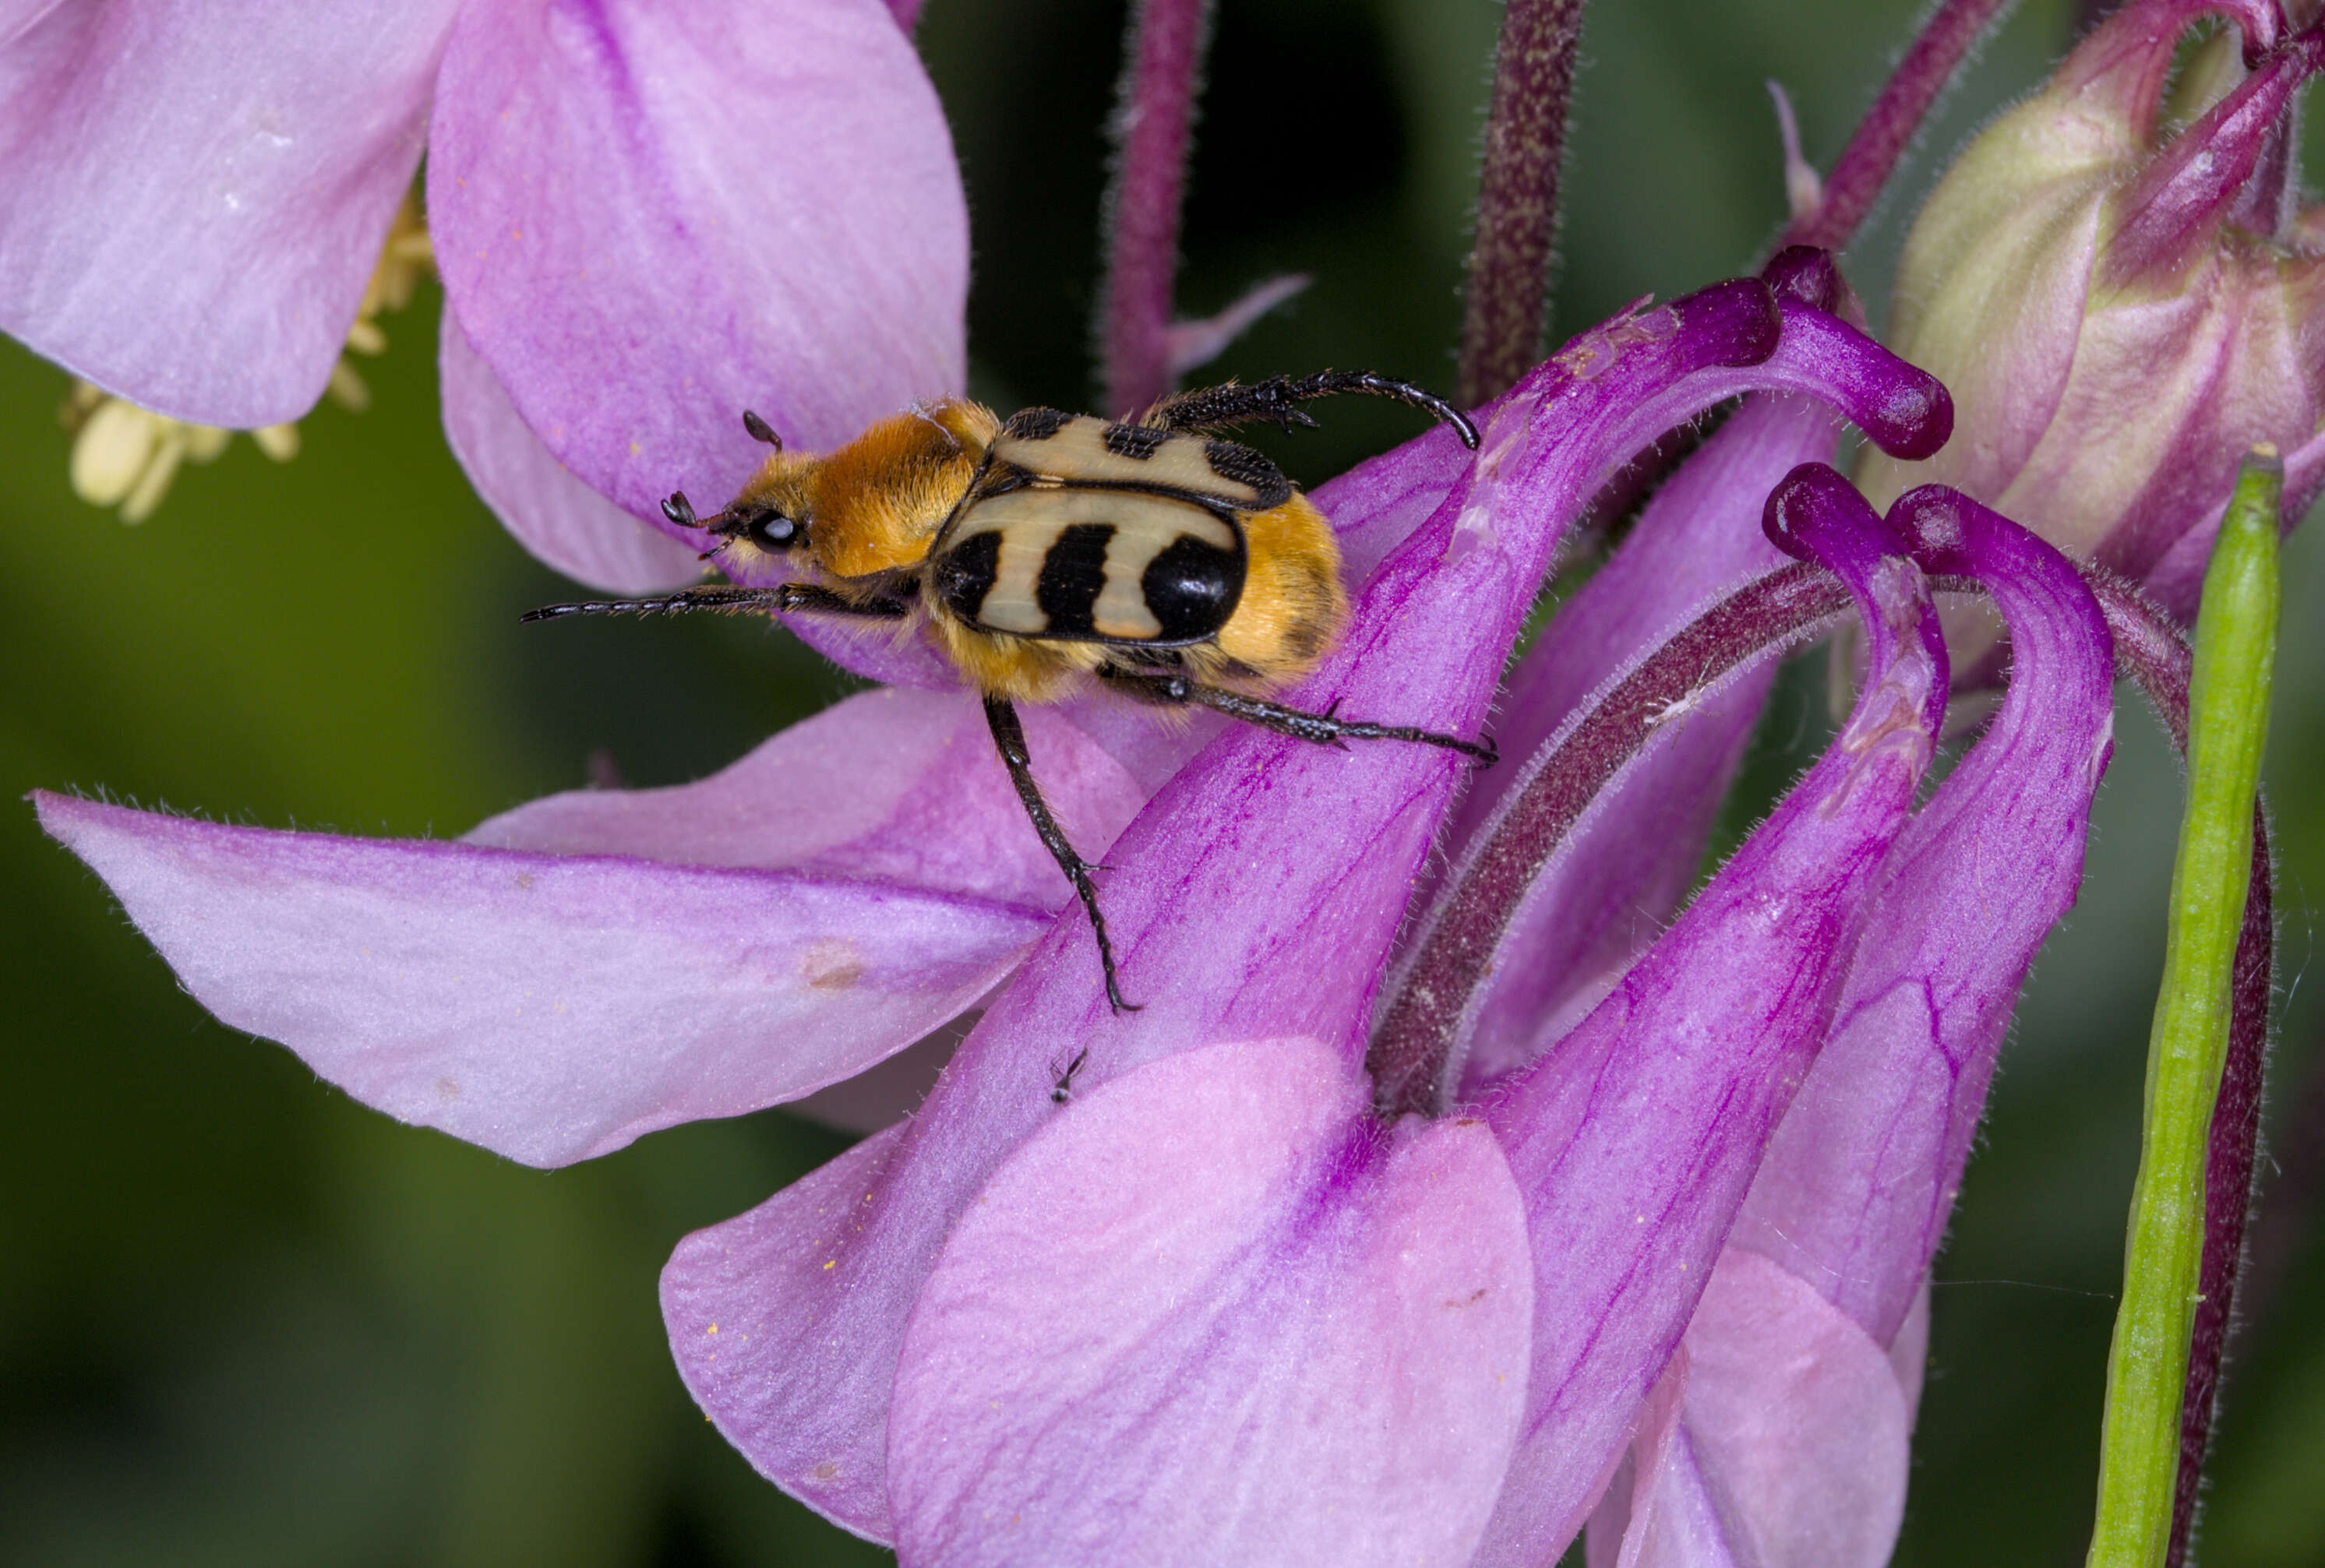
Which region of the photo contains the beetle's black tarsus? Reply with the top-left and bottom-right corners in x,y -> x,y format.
1141,370 -> 1480,451
985,696 -> 1141,1014
1099,666 -> 1497,765
520,583 -> 911,623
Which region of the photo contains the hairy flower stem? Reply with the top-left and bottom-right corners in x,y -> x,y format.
2085,547 -> 2281,1568
1781,0 -> 2017,252
1367,562 -> 1938,1115
1457,0 -> 1585,408
1099,0 -> 1215,418
2085,453 -> 2281,1568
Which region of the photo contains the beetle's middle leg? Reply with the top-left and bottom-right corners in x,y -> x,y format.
984,696 -> 1140,1015
1098,665 -> 1497,765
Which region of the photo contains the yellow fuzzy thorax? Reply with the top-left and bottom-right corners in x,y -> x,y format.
727,399 -> 1000,580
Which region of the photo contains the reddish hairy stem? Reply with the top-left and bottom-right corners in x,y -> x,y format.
1457,0 -> 1586,409
1781,0 -> 2016,252
1367,563 -> 1866,1115
1098,0 -> 1215,418
2085,567 -> 2277,1568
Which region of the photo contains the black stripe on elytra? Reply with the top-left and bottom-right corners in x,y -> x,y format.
933,527 -> 1004,627
1202,439 -> 1294,508
1100,421 -> 1170,460
1003,407 -> 1073,441
1033,523 -> 1115,638
1141,530 -> 1245,643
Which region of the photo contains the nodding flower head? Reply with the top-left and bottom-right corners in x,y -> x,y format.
1858,0 -> 2325,619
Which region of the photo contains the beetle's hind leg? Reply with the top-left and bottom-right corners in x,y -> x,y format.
1099,667 -> 1496,765
520,583 -> 912,623
984,696 -> 1141,1015
1140,371 -> 1480,451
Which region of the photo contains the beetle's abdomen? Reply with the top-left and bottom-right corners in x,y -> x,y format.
933,488 -> 1245,645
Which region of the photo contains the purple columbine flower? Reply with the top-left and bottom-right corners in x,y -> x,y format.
36,269 -> 2054,1563
0,0 -> 961,590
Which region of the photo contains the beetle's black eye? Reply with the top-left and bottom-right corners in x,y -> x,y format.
729,504 -> 803,551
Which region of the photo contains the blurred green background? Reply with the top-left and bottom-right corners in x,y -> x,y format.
4,0 -> 2322,1562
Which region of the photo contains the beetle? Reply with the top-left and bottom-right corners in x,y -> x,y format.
527,372 -> 1494,1012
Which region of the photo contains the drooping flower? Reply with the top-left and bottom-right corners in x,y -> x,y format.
1854,0 -> 2325,619
41,271 -> 2014,1563
0,0 -> 961,567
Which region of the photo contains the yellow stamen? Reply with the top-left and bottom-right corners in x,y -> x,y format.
250,424 -> 300,462
58,187 -> 433,521
326,360 -> 372,414
119,428 -> 189,524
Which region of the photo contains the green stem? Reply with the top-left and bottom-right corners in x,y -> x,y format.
2087,450 -> 2283,1568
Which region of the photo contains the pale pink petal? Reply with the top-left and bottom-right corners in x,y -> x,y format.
428,0 -> 967,531
469,687 -> 1147,915
38,792 -> 1044,1168
0,0 -> 461,425
440,310 -> 704,594
880,1038 -> 1531,1568
1606,1250 -> 1911,1568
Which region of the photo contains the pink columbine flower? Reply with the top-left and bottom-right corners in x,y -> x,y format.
0,0 -> 959,590
1854,0 -> 2325,619
36,254 -> 2128,1566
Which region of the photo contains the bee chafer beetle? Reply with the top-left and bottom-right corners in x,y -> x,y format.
526,372 -> 1494,1013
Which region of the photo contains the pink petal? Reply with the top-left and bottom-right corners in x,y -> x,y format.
0,0 -> 460,425
440,310 -> 704,594
468,687 -> 1147,916
428,0 -> 966,533
37,792 -> 1045,1169
663,1118 -> 914,1518
1589,1358 -> 1737,1568
1597,1251 -> 1911,1568
882,1038 -> 1531,1567
1731,488 -> 2115,1345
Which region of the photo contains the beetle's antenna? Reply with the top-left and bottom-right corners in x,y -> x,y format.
741,410 -> 783,449
520,586 -> 792,623
521,583 -> 914,625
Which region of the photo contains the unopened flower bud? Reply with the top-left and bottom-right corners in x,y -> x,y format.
1858,0 -> 2325,619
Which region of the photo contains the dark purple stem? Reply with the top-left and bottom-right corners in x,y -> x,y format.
1099,0 -> 1215,418
1457,0 -> 1586,409
2086,566 -> 2277,1568
2237,1027 -> 2325,1344
1782,0 -> 2016,253
1367,562 -> 1860,1115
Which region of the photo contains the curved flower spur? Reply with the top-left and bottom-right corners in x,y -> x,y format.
1584,473 -> 2118,1566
